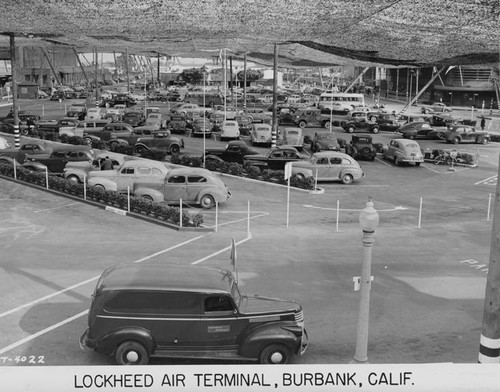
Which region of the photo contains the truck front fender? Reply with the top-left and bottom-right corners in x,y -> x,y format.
238,322 -> 303,358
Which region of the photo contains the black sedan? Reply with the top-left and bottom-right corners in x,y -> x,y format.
399,121 -> 439,139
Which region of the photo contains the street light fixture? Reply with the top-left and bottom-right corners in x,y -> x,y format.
353,199 -> 379,363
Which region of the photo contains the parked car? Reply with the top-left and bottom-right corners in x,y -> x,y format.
342,112 -> 380,134
171,103 -> 206,117
23,149 -> 95,174
144,112 -> 167,130
243,145 -> 305,171
191,118 -> 212,138
245,108 -> 273,123
204,140 -> 259,164
87,159 -> 171,192
399,122 -> 439,139
168,115 -> 189,134
122,111 -> 145,127
85,108 -> 107,120
133,167 -> 231,208
63,152 -> 134,183
134,133 -> 183,155
292,151 -> 364,184
383,139 -> 424,166
292,107 -> 331,129
310,131 -> 340,152
421,102 -> 452,114
368,113 -> 401,132
347,135 -> 377,161
80,264 -> 307,365
220,120 -> 240,141
444,125 -> 490,144
280,127 -> 304,150
250,123 -> 272,147
65,105 -> 87,121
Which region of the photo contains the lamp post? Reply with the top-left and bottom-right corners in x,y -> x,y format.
353,200 -> 379,364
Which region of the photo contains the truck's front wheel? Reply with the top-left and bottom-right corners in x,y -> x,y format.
259,344 -> 292,364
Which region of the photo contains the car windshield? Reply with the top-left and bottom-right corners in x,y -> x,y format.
319,133 -> 335,140
404,143 -> 420,151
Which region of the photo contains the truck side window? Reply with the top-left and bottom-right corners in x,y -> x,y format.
204,295 -> 234,312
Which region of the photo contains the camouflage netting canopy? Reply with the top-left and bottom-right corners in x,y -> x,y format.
0,0 -> 499,67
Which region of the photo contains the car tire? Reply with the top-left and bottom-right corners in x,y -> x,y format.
347,126 -> 355,133
84,137 -> 93,146
259,344 -> 291,364
480,138 -> 489,145
341,173 -> 354,185
437,132 -> 446,140
200,194 -> 215,209
323,121 -> 331,129
93,184 -> 106,191
361,147 -> 372,157
452,137 -> 460,144
135,146 -> 146,154
67,175 -> 80,184
298,120 -> 306,129
371,127 -> 380,134
140,194 -> 154,202
370,116 -> 377,122
295,173 -> 305,181
409,135 -> 415,140
415,162 -> 421,167
170,144 -> 180,154
115,341 -> 149,365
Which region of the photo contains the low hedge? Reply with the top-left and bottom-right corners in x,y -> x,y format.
0,164 -> 204,227
170,155 -> 315,190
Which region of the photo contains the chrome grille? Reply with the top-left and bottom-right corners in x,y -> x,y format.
294,310 -> 304,323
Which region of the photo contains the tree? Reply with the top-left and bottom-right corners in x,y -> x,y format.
179,68 -> 206,85
236,69 -> 263,82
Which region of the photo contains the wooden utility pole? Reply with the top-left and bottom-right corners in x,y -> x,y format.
479,155 -> 500,363
9,34 -> 20,148
271,44 -> 278,148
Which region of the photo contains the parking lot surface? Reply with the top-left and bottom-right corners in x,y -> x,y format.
0,98 -> 498,365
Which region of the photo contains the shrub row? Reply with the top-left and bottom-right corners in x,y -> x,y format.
0,163 -> 204,227
170,155 -> 316,190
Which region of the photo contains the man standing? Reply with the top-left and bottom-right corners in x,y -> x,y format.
101,156 -> 113,170
480,116 -> 486,131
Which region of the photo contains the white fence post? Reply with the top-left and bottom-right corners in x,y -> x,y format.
215,202 -> 218,232
418,197 -> 423,228
336,200 -> 340,232
487,193 -> 492,222
13,158 -> 16,179
247,200 -> 251,236
83,174 -> 87,200
127,186 -> 130,212
179,198 -> 183,228
45,167 -> 49,189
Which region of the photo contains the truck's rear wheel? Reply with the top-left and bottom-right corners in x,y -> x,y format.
115,341 -> 149,365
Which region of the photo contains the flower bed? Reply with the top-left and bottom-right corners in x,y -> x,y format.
0,163 -> 204,227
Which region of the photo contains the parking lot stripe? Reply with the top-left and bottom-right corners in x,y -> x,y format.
0,276 -> 98,320
0,235 -> 206,320
34,203 -> 80,213
191,236 -> 252,265
133,235 -> 206,263
0,310 -> 89,355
